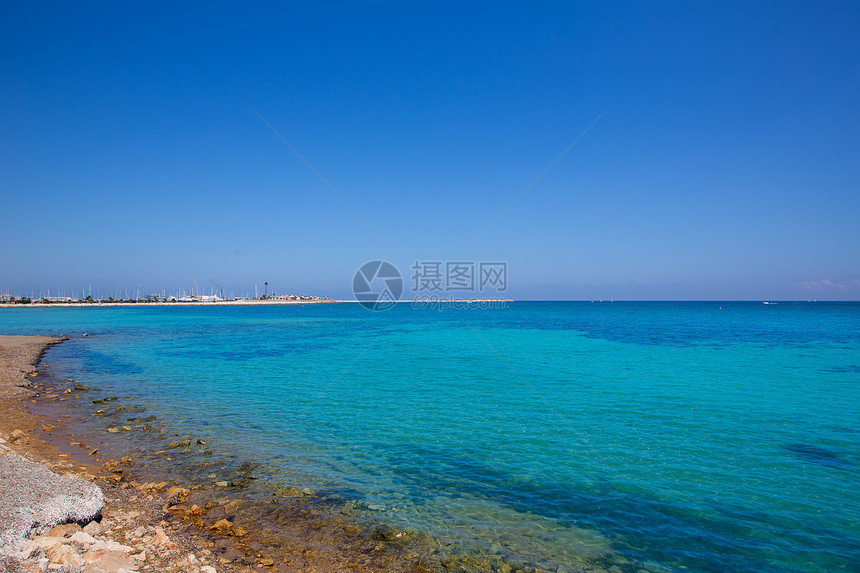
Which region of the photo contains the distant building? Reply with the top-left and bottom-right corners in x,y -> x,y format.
177,295 -> 223,303
0,293 -> 14,302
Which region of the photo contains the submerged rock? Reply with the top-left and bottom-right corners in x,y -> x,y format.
208,518 -> 233,533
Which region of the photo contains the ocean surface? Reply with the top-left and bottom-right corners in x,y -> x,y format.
1,302 -> 859,572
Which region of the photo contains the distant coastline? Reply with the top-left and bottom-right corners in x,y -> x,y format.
1,299 -> 337,308
1,298 -> 514,308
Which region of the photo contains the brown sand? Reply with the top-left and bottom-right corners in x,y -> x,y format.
0,335 -> 72,462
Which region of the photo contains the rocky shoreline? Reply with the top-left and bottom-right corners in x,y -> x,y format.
0,336 -> 256,573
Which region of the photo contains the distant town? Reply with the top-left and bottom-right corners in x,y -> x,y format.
0,289 -> 332,305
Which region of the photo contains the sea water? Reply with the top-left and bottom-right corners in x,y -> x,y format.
1,302 -> 858,572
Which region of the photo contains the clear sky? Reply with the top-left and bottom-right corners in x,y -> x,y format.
1,2 -> 858,300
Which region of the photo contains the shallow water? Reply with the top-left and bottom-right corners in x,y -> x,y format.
2,302 -> 859,572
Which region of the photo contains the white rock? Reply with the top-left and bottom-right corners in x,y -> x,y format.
20,539 -> 43,559
201,566 -> 217,573
70,530 -> 97,548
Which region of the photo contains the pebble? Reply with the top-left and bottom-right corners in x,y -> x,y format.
10,429 -> 28,443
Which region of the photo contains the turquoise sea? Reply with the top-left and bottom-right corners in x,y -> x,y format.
1,302 -> 858,572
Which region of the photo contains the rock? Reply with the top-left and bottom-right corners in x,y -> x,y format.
342,524 -> 361,537
150,527 -> 176,549
107,540 -> 134,553
49,523 -> 82,538
9,429 -> 27,443
0,453 -> 103,556
208,519 -> 233,533
83,521 -> 104,535
69,530 -> 97,552
82,549 -> 136,572
151,482 -> 169,492
46,543 -> 85,568
20,540 -> 43,560
372,524 -> 399,541
223,501 -> 241,516
215,481 -> 228,487
260,555 -> 274,566
32,536 -> 65,552
165,486 -> 190,502
201,567 -> 217,573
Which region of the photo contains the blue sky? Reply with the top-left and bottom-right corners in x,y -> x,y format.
1,2 -> 858,300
